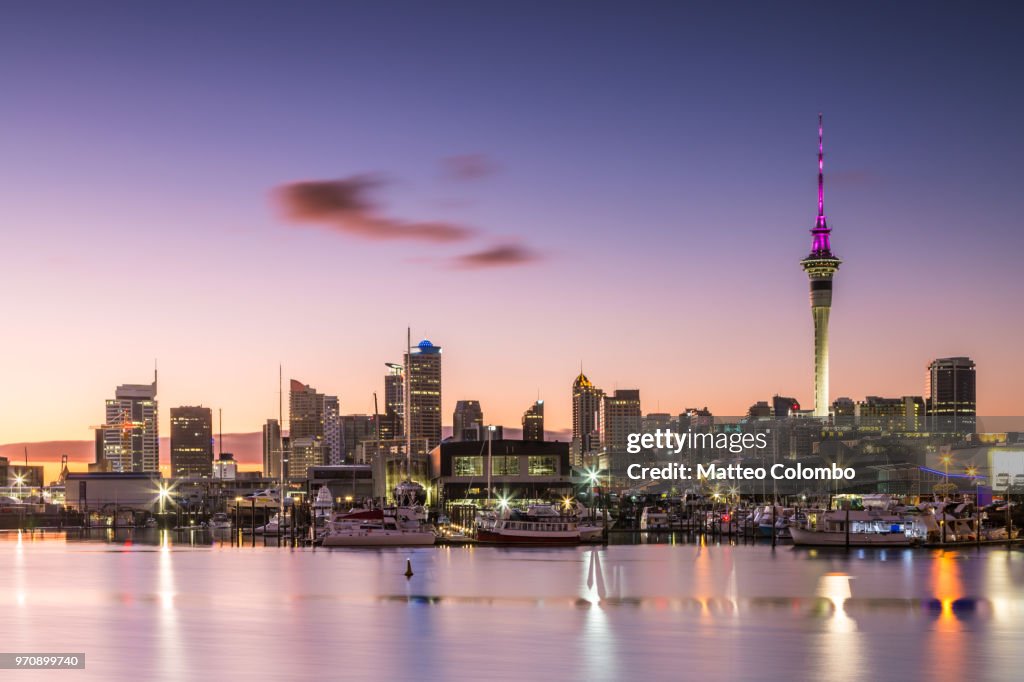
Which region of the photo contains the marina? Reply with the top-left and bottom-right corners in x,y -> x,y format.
3,529 -> 1024,681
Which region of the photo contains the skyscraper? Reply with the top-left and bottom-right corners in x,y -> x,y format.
262,418 -> 282,478
289,380 -> 324,441
571,372 -> 603,466
927,357 -> 977,433
800,114 -> 842,418
453,400 -> 483,441
599,389 -> 642,482
323,395 -> 342,464
170,406 -> 213,477
405,339 -> 442,450
101,374 -> 159,473
522,400 -> 544,441
383,363 -> 404,439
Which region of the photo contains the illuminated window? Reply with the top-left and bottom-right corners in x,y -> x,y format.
453,456 -> 483,476
527,456 -> 558,476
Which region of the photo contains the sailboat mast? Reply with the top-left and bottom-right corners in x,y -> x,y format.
405,327 -> 412,481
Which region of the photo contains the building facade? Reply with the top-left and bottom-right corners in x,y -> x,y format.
101,377 -> 159,473
262,419 -> 282,479
405,339 -> 442,450
453,400 -> 483,441
169,406 -> 214,478
927,357 -> 977,433
571,372 -> 603,466
522,400 -> 544,441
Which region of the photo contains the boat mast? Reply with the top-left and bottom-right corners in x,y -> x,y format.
405,327 -> 412,483
487,425 -> 492,508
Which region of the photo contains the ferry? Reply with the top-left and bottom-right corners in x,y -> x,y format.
476,505 -> 580,545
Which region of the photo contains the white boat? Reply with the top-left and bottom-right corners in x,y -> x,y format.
254,513 -> 289,535
322,508 -> 436,547
790,509 -> 912,547
640,507 -> 670,530
476,506 -> 580,545
208,512 -> 231,530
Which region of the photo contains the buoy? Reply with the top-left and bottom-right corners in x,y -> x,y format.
404,558 -> 414,578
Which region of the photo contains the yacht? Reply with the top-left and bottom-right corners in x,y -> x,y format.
208,512 -> 231,530
639,507 -> 670,531
322,508 -> 436,547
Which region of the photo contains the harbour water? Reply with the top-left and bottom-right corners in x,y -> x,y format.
2,531 -> 1023,681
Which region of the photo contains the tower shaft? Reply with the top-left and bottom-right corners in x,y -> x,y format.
800,114 -> 841,418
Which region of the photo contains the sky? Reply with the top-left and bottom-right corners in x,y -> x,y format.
2,1 -> 1023,472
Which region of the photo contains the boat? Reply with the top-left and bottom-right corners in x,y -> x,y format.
322,508 -> 436,547
208,512 -> 231,530
254,513 -> 289,535
790,509 -> 912,547
476,505 -> 580,545
639,507 -> 670,531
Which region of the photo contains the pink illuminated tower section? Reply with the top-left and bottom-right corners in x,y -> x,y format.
800,114 -> 842,418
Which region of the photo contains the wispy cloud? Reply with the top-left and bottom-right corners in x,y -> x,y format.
452,243 -> 541,269
442,153 -> 499,181
275,176 -> 474,243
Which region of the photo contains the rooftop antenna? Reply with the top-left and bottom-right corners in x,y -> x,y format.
153,359 -> 158,394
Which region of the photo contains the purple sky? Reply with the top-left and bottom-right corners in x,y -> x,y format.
2,2 -> 1022,453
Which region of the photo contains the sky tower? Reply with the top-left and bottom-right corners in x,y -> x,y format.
800,114 -> 841,418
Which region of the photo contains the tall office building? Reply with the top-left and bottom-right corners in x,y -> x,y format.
453,400 -> 483,441
101,374 -> 159,473
383,364 -> 404,439
262,418 -> 282,479
800,114 -> 842,418
341,414 -> 377,461
289,380 -> 324,441
599,389 -> 642,481
927,357 -> 977,433
323,395 -> 343,464
571,372 -> 604,466
170,406 -> 213,478
405,339 -> 443,450
522,400 -> 544,441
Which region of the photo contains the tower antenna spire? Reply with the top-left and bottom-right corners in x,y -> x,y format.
817,112 -> 825,225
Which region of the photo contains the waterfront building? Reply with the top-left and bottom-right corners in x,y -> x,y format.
429,439 -> 573,505
799,114 -> 842,418
927,357 -> 977,433
306,464 -> 374,505
571,372 -> 604,466
453,400 -> 484,441
212,453 -> 237,480
522,400 -> 545,441
405,339 -> 443,450
64,472 -> 164,512
169,406 -> 214,478
100,374 -> 159,473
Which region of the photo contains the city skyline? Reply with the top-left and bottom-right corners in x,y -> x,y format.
2,3 -> 1023,461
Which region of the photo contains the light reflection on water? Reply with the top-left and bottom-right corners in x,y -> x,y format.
1,530 -> 1023,681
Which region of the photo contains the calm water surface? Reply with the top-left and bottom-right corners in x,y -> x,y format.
2,530 -> 1023,681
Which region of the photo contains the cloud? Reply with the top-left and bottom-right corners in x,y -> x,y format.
442,154 -> 499,181
275,176 -> 474,243
452,243 -> 541,269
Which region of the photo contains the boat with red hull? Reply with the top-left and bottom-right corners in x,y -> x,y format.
475,506 -> 581,545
